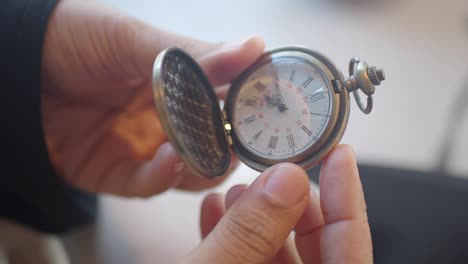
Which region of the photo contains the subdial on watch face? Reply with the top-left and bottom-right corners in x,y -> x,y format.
233,57 -> 334,160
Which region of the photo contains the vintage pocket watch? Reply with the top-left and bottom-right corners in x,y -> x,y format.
152,46 -> 385,178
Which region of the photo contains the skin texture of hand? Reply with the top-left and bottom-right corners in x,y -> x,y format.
183,145 -> 373,264
41,0 -> 265,196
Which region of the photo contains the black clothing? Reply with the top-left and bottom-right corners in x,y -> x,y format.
0,0 -> 96,234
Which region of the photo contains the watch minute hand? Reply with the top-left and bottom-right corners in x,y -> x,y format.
274,74 -> 282,99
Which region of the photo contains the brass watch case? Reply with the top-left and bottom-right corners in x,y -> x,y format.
151,46 -> 374,178
224,46 -> 350,172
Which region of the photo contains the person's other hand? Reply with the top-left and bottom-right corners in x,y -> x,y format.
41,0 -> 264,196
184,145 -> 372,264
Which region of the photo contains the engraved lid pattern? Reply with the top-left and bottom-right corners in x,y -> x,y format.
155,49 -> 230,177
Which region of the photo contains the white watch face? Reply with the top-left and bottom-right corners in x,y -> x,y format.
232,56 -> 334,160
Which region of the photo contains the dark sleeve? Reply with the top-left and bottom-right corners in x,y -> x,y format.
0,0 -> 97,234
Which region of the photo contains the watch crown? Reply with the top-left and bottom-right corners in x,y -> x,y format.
367,66 -> 385,86
344,57 -> 386,114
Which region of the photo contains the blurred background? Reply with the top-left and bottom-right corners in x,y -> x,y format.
42,0 -> 468,263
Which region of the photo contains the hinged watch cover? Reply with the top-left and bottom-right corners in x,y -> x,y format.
152,47 -> 230,178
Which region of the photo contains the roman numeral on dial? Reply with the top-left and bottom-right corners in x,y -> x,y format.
245,115 -> 256,125
254,81 -> 267,92
238,115 -> 256,126
253,130 -> 263,141
287,134 -> 295,148
310,91 -> 325,103
301,125 -> 312,137
268,136 -> 278,149
289,65 -> 297,81
301,76 -> 314,88
245,98 -> 257,107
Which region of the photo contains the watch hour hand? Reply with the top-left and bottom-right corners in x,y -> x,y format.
263,95 -> 276,108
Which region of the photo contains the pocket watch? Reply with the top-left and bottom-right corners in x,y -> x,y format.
152,46 -> 385,178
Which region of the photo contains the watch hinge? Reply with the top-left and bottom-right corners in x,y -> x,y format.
332,79 -> 343,94
222,111 -> 233,145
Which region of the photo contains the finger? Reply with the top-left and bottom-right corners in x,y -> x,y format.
225,184 -> 247,210
214,84 -> 230,100
200,185 -> 246,240
116,143 -> 238,197
126,20 -> 217,80
269,237 -> 302,264
131,19 -> 264,88
183,163 -> 310,264
319,145 -> 373,264
118,142 -> 185,197
132,144 -> 238,195
294,188 -> 325,264
197,36 -> 265,87
200,193 -> 225,239
175,151 -> 240,191
89,6 -> 265,94
200,184 -> 247,241
225,185 -> 301,264
68,133 -> 182,196
130,144 -> 238,196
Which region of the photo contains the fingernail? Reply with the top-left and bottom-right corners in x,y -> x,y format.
263,164 -> 308,206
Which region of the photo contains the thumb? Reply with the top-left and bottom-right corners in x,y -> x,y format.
129,20 -> 264,86
184,163 -> 310,264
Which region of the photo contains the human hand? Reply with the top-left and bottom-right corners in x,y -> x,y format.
182,145 -> 372,264
41,0 -> 264,196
